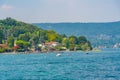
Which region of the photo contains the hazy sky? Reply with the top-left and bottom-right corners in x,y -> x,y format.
0,0 -> 120,23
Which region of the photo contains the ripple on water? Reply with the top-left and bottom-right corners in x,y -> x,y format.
0,51 -> 120,79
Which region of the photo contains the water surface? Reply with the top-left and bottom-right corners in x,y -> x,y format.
0,50 -> 120,80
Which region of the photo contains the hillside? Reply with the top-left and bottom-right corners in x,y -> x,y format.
0,17 -> 64,44
0,18 -> 92,53
33,22 -> 120,48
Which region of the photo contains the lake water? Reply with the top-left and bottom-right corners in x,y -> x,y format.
0,49 -> 120,80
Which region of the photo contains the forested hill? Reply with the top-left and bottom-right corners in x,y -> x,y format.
0,17 -> 62,44
0,18 -> 92,53
33,22 -> 120,48
33,22 -> 120,36
0,17 -> 41,37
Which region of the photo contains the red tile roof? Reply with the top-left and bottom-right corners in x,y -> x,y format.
45,42 -> 59,45
0,44 -> 8,48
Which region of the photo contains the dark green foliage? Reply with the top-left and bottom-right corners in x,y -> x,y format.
18,32 -> 31,41
0,17 -> 40,37
7,36 -> 14,47
0,29 -> 4,44
1,17 -> 17,26
77,36 -> 88,44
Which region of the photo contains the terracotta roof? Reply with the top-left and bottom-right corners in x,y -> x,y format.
45,42 -> 59,45
0,44 -> 8,48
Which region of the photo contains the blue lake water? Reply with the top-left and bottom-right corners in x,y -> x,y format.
0,50 -> 120,80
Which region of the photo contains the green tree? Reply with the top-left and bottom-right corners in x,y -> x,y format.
46,30 -> 56,41
2,17 -> 17,26
0,47 -> 5,53
62,38 -> 70,49
77,36 -> 87,44
32,30 -> 47,44
18,32 -> 31,41
16,40 -> 30,49
7,36 -> 14,47
0,29 -> 4,44
69,35 -> 78,44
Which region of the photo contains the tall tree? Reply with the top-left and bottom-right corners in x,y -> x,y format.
0,29 -> 3,44
77,36 -> 88,44
7,36 -> 14,47
69,35 -> 78,44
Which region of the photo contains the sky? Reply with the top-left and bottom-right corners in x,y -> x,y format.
0,0 -> 120,23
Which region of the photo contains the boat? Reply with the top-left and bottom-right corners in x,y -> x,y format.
56,53 -> 61,57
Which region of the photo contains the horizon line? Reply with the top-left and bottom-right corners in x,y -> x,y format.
0,17 -> 120,24
32,20 -> 120,24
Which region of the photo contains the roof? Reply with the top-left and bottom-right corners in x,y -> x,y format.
0,44 -> 8,48
45,42 -> 59,45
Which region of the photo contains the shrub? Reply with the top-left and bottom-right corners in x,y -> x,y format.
0,48 -> 5,53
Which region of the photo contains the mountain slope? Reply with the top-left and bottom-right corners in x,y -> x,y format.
33,21 -> 120,48
33,22 -> 120,36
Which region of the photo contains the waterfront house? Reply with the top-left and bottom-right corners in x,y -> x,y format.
45,42 -> 60,47
40,42 -> 60,52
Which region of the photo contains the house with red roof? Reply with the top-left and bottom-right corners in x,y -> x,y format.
45,42 -> 60,47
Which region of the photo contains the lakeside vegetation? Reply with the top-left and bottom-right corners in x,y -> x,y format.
0,17 -> 92,53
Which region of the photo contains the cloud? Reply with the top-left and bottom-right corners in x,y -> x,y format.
0,4 -> 14,11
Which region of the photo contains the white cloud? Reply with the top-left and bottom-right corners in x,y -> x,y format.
0,4 -> 14,11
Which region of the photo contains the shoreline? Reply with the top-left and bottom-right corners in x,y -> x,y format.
0,50 -> 90,54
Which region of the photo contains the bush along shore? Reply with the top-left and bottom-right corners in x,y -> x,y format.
0,17 -> 92,53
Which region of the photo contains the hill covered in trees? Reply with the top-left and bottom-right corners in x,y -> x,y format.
0,18 -> 92,53
34,22 -> 120,48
